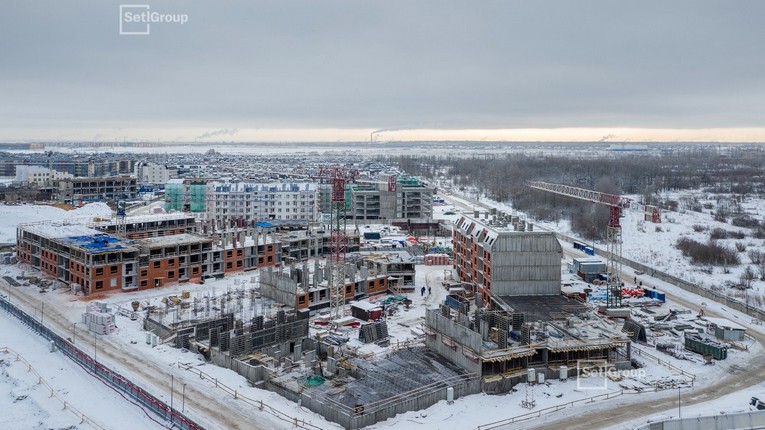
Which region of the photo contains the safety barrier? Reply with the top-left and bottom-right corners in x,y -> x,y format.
0,295 -> 204,430
631,347 -> 696,383
634,409 -> 765,430
180,364 -> 324,430
475,390 -> 625,430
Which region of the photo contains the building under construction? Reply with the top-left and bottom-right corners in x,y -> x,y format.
259,261 -> 391,311
452,214 -> 562,305
16,214 -> 281,295
442,213 -> 632,391
150,283 -> 478,430
425,296 -> 632,393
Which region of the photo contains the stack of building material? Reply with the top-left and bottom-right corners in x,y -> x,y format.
81,302 -> 116,335
424,254 -> 451,265
359,321 -> 389,344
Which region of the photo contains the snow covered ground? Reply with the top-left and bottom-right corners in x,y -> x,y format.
0,202 -> 112,243
0,304 -> 164,430
4,197 -> 765,429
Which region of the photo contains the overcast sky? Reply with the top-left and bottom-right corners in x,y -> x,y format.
1,1 -> 764,142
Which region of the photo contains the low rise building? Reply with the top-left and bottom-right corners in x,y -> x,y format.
52,175 -> 137,204
350,174 -> 434,221
16,215 -> 281,295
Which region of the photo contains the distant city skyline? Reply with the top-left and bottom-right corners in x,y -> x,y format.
2,1 -> 764,142
3,127 -> 765,143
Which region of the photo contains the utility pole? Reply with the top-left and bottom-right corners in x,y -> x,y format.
677,385 -> 681,418
41,302 -> 44,325
170,375 -> 175,424
94,334 -> 98,371
72,322 -> 77,345
182,383 -> 187,413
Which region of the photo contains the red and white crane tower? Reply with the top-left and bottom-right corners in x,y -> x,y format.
312,166 -> 359,318
526,181 -> 661,308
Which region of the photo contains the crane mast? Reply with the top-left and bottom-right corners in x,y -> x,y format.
313,167 -> 359,319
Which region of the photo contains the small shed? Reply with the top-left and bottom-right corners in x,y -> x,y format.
704,317 -> 746,342
350,301 -> 383,321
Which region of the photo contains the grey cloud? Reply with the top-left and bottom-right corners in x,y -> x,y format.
1,0 -> 764,134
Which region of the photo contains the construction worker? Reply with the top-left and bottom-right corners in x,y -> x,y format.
421,286 -> 425,296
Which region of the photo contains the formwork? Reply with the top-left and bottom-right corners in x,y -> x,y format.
296,347 -> 480,430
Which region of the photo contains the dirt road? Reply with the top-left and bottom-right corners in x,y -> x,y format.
518,249 -> 765,430
1,279 -> 268,430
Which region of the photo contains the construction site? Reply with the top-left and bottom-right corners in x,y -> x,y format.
6,171 -> 758,430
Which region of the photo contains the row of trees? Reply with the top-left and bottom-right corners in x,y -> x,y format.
386,145 -> 765,257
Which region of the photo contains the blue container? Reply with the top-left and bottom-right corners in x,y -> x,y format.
656,292 -> 666,302
583,246 -> 595,256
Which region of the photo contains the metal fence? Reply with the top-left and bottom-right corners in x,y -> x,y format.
0,295 -> 204,430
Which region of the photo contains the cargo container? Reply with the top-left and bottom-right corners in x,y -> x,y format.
350,301 -> 383,321
685,334 -> 728,360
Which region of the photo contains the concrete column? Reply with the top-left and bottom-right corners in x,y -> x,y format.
294,344 -> 302,362
327,357 -> 336,375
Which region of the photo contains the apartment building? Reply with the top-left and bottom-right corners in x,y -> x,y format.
452,214 -> 562,305
134,162 -> 172,185
17,215 -> 281,295
350,175 -> 434,221
52,175 -> 137,204
14,165 -> 73,186
205,181 -> 317,224
165,178 -> 207,213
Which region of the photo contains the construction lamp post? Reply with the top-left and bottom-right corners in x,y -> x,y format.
170,375 -> 174,424
72,322 -> 77,345
182,383 -> 187,413
677,385 -> 681,418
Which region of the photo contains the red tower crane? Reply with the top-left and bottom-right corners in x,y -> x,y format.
312,166 -> 359,317
526,181 -> 661,308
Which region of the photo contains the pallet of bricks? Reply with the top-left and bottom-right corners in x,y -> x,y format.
82,302 -> 117,335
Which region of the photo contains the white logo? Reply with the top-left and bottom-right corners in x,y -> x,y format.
119,5 -> 189,35
576,359 -> 646,390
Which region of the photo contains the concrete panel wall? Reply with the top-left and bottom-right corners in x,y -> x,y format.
490,233 -> 561,296
260,269 -> 298,306
425,310 -> 482,374
299,377 -> 481,430
635,410 -> 765,430
143,317 -> 174,339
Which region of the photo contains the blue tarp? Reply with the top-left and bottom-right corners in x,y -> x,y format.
255,222 -> 273,228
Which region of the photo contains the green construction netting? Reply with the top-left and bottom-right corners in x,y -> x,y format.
304,375 -> 326,387
380,295 -> 408,305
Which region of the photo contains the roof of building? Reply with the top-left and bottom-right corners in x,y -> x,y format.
90,212 -> 196,228
455,215 -> 554,246
136,233 -> 211,248
496,295 -> 589,322
703,317 -> 745,331
58,233 -> 137,254
20,221 -> 104,240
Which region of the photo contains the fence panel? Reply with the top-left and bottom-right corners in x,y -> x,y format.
0,295 -> 204,430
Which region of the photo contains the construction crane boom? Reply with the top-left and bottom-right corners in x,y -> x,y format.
526,180 -> 661,309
